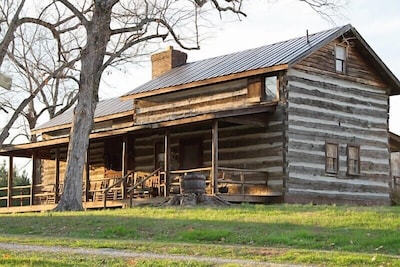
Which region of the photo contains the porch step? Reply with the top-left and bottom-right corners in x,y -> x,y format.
126,197 -> 167,207
84,200 -> 126,209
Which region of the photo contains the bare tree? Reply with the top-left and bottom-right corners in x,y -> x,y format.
0,0 -> 348,211
2,21 -> 79,142
54,0 -> 225,211
0,0 -> 79,146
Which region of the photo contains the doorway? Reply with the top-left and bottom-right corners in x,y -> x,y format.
179,138 -> 203,169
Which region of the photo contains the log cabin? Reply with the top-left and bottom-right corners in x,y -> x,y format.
1,24 -> 400,212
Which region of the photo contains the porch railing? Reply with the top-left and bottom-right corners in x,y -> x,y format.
0,184 -> 33,207
217,167 -> 269,195
144,166 -> 269,197
0,166 -> 270,209
103,171 -> 134,208
127,167 -> 162,208
170,167 -> 212,193
169,166 -> 269,195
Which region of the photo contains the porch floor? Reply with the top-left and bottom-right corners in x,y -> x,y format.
0,198 -> 171,214
0,194 -> 283,214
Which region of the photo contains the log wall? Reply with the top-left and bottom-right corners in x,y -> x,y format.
294,38 -> 387,88
40,142 -> 106,187
135,79 -> 253,125
133,118 -> 285,196
285,68 -> 391,205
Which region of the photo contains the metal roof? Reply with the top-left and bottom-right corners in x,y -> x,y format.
33,97 -> 133,132
124,24 -> 352,97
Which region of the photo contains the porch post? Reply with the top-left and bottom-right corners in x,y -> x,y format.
212,120 -> 219,195
164,131 -> 171,197
122,135 -> 129,198
7,156 -> 13,207
55,148 -> 60,203
30,152 -> 37,205
84,148 -> 90,202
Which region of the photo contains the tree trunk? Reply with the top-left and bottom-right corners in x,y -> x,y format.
54,3 -> 112,211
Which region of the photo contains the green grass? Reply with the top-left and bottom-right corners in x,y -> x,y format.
0,249 -> 210,267
0,204 -> 400,266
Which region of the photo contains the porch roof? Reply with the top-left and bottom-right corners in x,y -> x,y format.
0,104 -> 276,158
390,132 -> 400,152
32,97 -> 134,134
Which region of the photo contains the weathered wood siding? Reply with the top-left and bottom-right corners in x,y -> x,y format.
216,119 -> 284,195
40,147 -> 67,186
294,39 -> 387,88
42,115 -> 133,139
135,79 -> 254,125
88,142 -> 106,181
40,142 -> 106,186
285,68 -> 391,205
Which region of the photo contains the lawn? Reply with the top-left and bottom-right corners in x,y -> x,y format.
0,204 -> 399,266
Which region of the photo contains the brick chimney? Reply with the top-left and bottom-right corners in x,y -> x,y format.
151,46 -> 187,79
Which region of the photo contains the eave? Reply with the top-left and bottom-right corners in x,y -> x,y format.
0,124 -> 145,158
31,109 -> 135,135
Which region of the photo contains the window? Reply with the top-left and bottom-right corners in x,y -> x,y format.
335,45 -> 347,73
264,76 -> 278,101
347,145 -> 360,175
326,143 -> 338,174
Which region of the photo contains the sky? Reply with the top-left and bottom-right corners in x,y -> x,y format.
100,0 -> 400,135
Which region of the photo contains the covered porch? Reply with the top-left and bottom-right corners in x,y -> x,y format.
0,105 -> 284,213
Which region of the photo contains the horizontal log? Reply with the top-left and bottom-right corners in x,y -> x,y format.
137,88 -> 247,114
218,180 -> 268,185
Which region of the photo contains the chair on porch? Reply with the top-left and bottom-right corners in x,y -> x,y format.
88,180 -> 104,202
35,184 -> 56,204
131,171 -> 153,198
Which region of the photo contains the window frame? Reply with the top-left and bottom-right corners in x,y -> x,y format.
263,75 -> 279,101
335,45 -> 347,74
325,142 -> 339,175
347,144 -> 360,176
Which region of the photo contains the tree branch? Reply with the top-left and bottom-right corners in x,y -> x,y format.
0,0 -> 26,66
57,0 -> 89,27
101,33 -> 168,72
110,17 -> 155,36
53,90 -> 78,117
196,0 -> 247,17
0,58 -> 79,148
211,0 -> 246,16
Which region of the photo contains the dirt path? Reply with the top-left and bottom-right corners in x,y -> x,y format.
0,242 -> 299,266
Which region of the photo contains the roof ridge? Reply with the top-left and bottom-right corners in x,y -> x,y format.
184,24 -> 351,66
